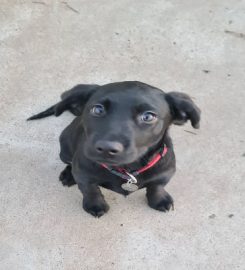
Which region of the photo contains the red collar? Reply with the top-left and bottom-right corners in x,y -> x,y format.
101,144 -> 168,181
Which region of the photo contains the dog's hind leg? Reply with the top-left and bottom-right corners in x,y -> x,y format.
59,165 -> 76,187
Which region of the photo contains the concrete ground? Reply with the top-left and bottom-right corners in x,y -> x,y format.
1,0 -> 245,269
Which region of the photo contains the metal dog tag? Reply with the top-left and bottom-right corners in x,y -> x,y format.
121,172 -> 138,192
121,182 -> 139,192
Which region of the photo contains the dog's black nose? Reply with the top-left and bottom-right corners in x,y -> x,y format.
95,140 -> 124,155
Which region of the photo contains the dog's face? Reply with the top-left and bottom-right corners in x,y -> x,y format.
79,82 -> 200,166
82,82 -> 171,165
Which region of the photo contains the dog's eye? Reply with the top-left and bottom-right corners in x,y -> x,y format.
90,104 -> 106,116
141,111 -> 157,123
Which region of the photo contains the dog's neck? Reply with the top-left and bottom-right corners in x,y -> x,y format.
122,129 -> 172,172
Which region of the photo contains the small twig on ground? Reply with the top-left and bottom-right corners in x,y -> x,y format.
61,1 -> 79,14
184,130 -> 197,135
225,30 -> 245,40
32,1 -> 46,5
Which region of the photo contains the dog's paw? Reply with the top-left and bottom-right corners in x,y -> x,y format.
148,192 -> 174,212
83,200 -> 109,217
154,194 -> 174,212
59,166 -> 76,187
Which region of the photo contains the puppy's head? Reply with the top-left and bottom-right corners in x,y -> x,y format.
77,81 -> 200,165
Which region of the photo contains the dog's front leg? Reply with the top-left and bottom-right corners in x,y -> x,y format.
78,182 -> 109,217
146,183 -> 174,212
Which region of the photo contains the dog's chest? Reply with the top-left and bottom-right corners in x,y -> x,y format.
97,169 -> 151,195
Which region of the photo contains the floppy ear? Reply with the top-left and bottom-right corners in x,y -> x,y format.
27,84 -> 99,120
165,92 -> 201,129
55,84 -> 99,116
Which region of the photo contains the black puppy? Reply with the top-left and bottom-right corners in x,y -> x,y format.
28,81 -> 201,217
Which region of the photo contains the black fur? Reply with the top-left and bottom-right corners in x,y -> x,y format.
59,165 -> 76,187
27,84 -> 99,120
28,81 -> 201,217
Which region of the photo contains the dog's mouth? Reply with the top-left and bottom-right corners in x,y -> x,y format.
88,152 -> 138,167
92,157 -> 128,167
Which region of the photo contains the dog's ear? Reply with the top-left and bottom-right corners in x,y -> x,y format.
55,84 -> 99,116
27,84 -> 99,120
165,92 -> 201,128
